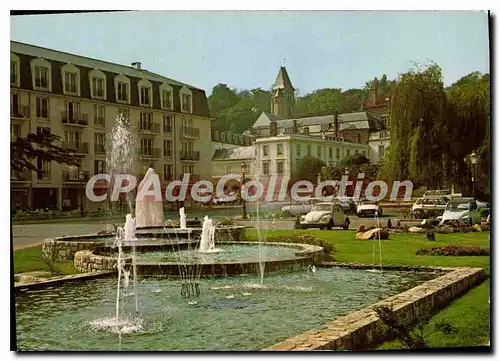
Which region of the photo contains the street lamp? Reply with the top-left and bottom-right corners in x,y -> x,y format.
470,152 -> 478,199
79,171 -> 85,217
241,162 -> 248,220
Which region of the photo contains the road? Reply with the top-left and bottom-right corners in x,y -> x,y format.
12,214 -> 420,249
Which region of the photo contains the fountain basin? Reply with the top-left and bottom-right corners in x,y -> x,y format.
14,267 -> 438,351
75,241 -> 323,276
42,226 -> 246,262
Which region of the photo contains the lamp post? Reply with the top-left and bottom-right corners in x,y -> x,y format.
79,171 -> 85,217
241,162 -> 247,220
470,152 -> 478,199
344,167 -> 350,197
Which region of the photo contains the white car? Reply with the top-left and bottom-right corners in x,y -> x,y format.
356,200 -> 382,217
295,202 -> 348,230
411,197 -> 449,219
437,199 -> 482,226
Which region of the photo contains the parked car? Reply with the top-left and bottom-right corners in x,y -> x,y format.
338,197 -> 358,214
295,201 -> 348,230
281,197 -> 318,216
411,197 -> 449,219
437,198 -> 482,226
356,199 -> 383,217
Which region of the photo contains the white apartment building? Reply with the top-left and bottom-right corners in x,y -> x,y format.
10,41 -> 212,211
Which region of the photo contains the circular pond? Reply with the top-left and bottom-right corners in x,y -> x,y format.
134,244 -> 302,264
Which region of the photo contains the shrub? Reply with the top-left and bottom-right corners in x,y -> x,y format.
416,246 -> 489,256
374,305 -> 456,349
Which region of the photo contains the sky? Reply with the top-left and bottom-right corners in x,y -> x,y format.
10,10 -> 490,95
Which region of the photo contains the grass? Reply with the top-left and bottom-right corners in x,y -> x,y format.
13,245 -> 79,276
247,229 -> 491,348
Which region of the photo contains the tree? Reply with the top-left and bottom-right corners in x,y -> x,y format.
384,63 -> 449,189
11,132 -> 78,173
446,72 -> 490,198
294,156 -> 326,184
320,154 -> 378,197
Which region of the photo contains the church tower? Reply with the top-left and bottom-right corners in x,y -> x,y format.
271,66 -> 295,118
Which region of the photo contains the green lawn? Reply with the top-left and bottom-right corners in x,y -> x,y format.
247,229 -> 491,348
13,245 -> 79,276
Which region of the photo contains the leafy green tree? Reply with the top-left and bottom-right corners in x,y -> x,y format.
293,156 -> 326,184
385,63 -> 449,189
321,153 -> 377,182
446,72 -> 490,197
11,132 -> 78,173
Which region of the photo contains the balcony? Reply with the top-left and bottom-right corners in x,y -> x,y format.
180,150 -> 200,162
61,111 -> 89,126
11,105 -> 30,120
62,169 -> 90,183
94,116 -> 105,128
10,170 -> 31,182
180,126 -> 200,138
94,144 -> 106,154
62,141 -> 89,154
139,123 -> 160,134
139,148 -> 161,159
164,150 -> 173,158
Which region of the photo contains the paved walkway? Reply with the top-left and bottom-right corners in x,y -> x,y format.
12,215 -> 419,250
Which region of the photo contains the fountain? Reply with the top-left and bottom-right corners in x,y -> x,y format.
136,168 -> 165,228
369,212 -> 383,273
179,207 -> 187,230
199,216 -> 221,253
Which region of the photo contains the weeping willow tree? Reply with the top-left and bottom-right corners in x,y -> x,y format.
385,63 -> 449,189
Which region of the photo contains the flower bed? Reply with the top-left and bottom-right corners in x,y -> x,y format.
416,245 -> 490,256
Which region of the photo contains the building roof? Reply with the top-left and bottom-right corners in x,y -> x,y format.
10,41 -> 202,90
252,111 -> 287,128
273,66 -> 295,91
212,146 -> 255,161
254,133 -> 368,147
252,111 -> 385,131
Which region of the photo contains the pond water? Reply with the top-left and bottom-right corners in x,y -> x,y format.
134,244 -> 301,264
15,268 -> 436,351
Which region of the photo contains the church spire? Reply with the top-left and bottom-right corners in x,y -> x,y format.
271,66 -> 295,118
273,66 -> 295,91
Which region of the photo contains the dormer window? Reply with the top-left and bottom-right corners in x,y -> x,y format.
93,78 -> 104,97
118,82 -> 128,102
89,69 -> 107,100
140,86 -> 151,106
10,61 -> 17,85
138,79 -> 153,107
61,63 -> 80,96
31,57 -> 52,92
160,82 -> 173,110
162,90 -> 172,109
35,66 -> 49,88
115,74 -> 131,104
180,86 -> 193,113
182,93 -> 191,112
65,72 -> 77,93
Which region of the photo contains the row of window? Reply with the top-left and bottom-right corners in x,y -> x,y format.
12,93 -> 196,136
10,56 -> 193,113
260,143 -> 367,159
12,160 -> 182,182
